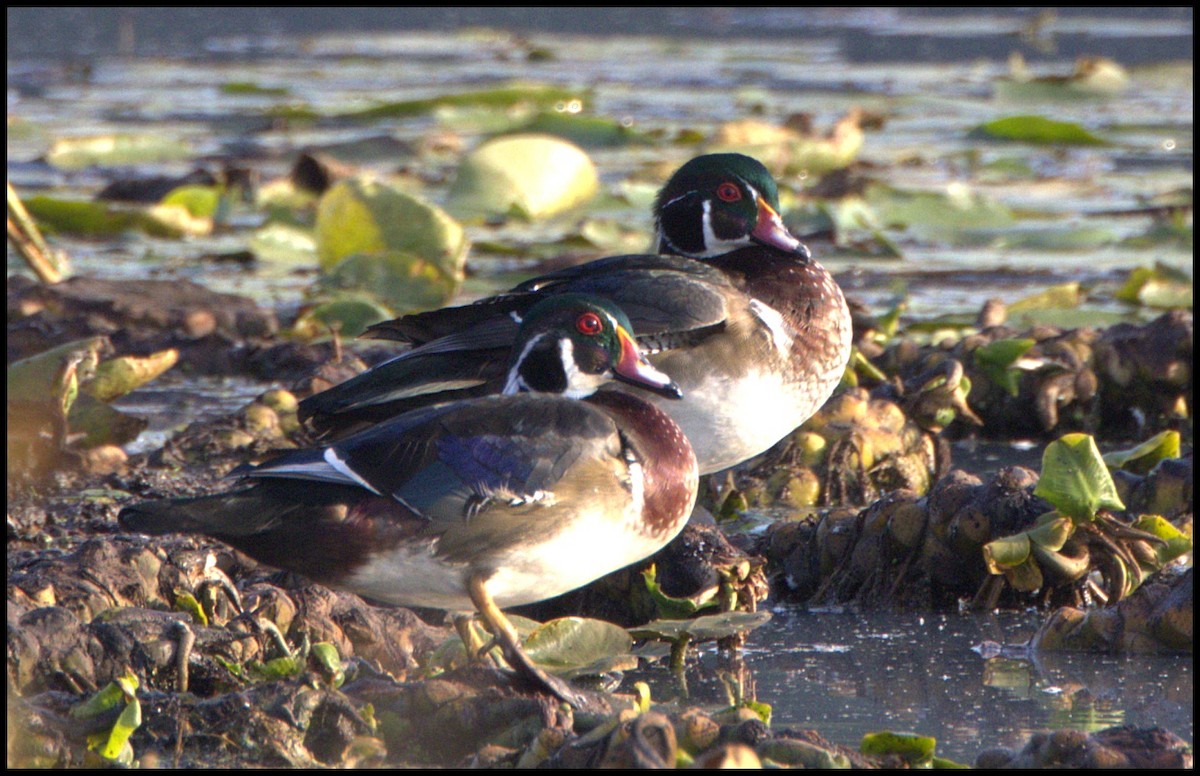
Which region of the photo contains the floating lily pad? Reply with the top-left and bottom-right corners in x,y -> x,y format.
1102,431 -> 1182,475
642,564 -> 719,619
861,731 -> 937,766
68,392 -> 149,447
315,177 -> 467,287
249,222 -> 318,265
973,338 -> 1036,396
8,337 -> 105,414
292,294 -> 394,340
318,250 -> 462,314
84,349 -> 179,402
341,83 -> 579,121
1034,433 -> 1126,521
523,617 -> 637,679
1130,515 -> 1193,568
220,81 -> 290,96
1115,265 -> 1193,309
865,183 -> 1015,240
509,111 -> 652,148
161,184 -> 222,218
1007,282 -> 1084,313
447,133 -> 599,220
630,611 -> 773,643
23,195 -> 199,238
969,115 -> 1108,146
45,133 -> 193,169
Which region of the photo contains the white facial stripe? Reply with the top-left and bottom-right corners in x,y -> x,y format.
504,331 -> 548,395
700,189 -> 755,257
558,337 -> 605,399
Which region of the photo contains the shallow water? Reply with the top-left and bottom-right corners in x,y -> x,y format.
7,7 -> 1192,761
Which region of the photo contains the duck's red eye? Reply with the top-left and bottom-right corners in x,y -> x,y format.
576,312 -> 603,336
716,182 -> 742,202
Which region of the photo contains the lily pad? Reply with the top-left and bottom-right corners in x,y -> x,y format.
865,183 -> 1015,240
45,133 -> 193,169
509,111 -> 652,148
973,338 -> 1036,396
630,611 -> 773,643
342,83 -> 579,121
8,337 -> 106,414
318,250 -> 461,314
248,222 -> 318,266
161,184 -> 222,219
861,731 -> 937,766
522,617 -> 637,679
969,115 -> 1108,146
1007,282 -> 1084,314
23,195 -> 198,238
642,564 -> 719,619
292,294 -> 394,340
1102,431 -> 1182,475
1130,515 -> 1193,568
315,177 -> 467,281
1115,265 -> 1193,309
447,133 -> 599,220
84,349 -> 179,402
1034,433 -> 1126,521
68,392 -> 149,447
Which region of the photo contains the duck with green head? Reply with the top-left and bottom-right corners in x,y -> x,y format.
300,153 -> 852,475
120,295 -> 698,706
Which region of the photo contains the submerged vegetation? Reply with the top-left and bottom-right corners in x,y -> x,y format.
7,9 -> 1192,769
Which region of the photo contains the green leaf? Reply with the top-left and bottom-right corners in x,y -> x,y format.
1131,515 -> 1193,568
630,611 -> 773,643
340,83 -> 580,121
641,564 -> 718,619
1102,431 -> 1182,475
983,532 -> 1031,573
447,133 -> 599,220
172,590 -> 209,626
8,337 -> 106,416
318,250 -> 461,315
508,111 -> 652,148
292,294 -> 393,340
1115,265 -> 1193,310
1034,433 -> 1126,521
1007,282 -> 1084,313
969,115 -> 1108,146
973,338 -> 1036,396
310,642 -> 345,688
861,731 -> 937,766
161,184 -> 222,218
45,133 -> 193,169
522,617 -> 637,679
315,177 -> 467,279
84,349 -> 179,402
1026,513 -> 1075,553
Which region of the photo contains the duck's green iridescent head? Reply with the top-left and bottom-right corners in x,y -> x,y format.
654,153 -> 808,259
506,294 -> 681,400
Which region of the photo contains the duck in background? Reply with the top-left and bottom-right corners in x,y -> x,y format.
120,294 -> 699,705
299,153 -> 852,475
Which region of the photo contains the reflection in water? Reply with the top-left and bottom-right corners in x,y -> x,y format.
630,607 -> 1192,763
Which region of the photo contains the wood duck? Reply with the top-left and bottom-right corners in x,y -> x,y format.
299,153 -> 853,475
120,295 -> 698,706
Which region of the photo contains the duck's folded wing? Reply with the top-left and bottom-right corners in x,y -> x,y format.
275,396 -> 620,528
367,254 -> 733,346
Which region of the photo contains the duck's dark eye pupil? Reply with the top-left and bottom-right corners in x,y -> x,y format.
576,312 -> 603,335
717,183 -> 742,202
